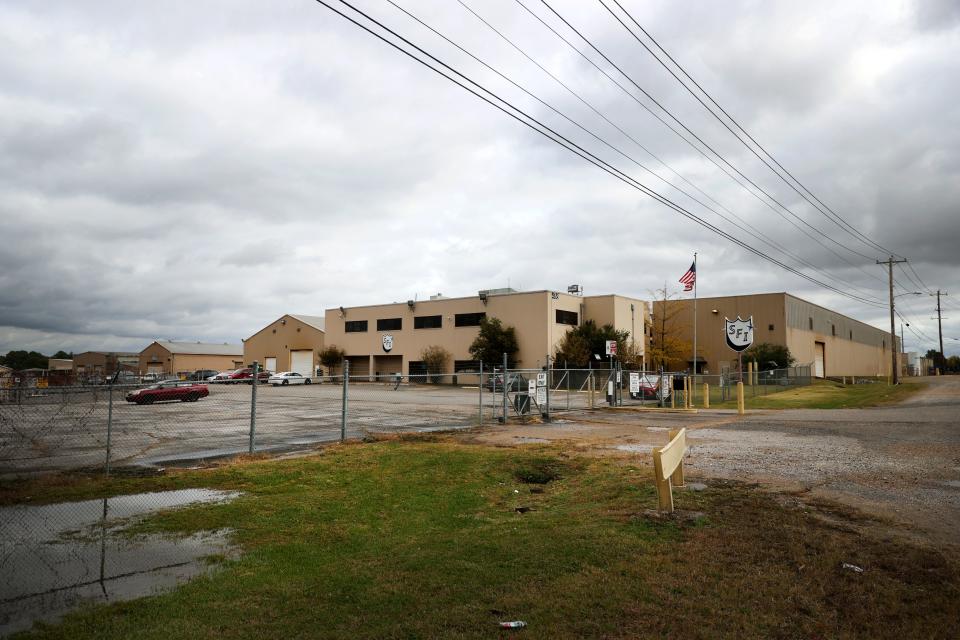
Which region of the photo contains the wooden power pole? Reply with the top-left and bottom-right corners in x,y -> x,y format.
877,256 -> 907,384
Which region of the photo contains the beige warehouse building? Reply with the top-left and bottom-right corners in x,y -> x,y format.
73,351 -> 140,378
242,314 -> 326,376
653,292 -> 899,378
324,288 -> 648,377
139,341 -> 244,377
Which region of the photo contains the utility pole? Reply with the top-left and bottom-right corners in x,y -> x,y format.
932,290 -> 949,369
877,256 -> 907,384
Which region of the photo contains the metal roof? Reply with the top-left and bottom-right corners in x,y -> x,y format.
151,341 -> 243,356
289,314 -> 326,331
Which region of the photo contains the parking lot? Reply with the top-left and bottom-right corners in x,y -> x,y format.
0,380 -> 599,475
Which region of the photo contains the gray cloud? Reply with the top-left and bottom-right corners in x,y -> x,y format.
0,0 -> 957,357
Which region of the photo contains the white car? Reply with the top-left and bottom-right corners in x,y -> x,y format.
269,371 -> 312,386
207,370 -> 235,383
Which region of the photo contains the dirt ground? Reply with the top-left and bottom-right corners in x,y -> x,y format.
468,377 -> 960,547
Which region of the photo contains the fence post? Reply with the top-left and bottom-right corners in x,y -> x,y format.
341,359 -> 349,441
249,361 -> 258,454
544,354 -> 551,422
105,379 -> 114,476
478,361 -> 483,426
501,353 -> 508,424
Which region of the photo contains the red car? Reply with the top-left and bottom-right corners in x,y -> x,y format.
225,368 -> 272,384
126,381 -> 209,404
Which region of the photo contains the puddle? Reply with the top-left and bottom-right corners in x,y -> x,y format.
0,489 -> 240,636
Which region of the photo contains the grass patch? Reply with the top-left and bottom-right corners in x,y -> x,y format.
712,378 -> 926,410
11,442 -> 960,639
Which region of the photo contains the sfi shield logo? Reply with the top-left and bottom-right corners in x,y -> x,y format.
724,316 -> 754,352
382,334 -> 394,352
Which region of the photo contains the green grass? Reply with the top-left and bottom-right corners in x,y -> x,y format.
709,378 -> 926,410
12,439 -> 960,639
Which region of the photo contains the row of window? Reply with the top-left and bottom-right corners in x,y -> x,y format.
345,312 -> 488,333
807,317 -> 855,340
346,310 -> 581,333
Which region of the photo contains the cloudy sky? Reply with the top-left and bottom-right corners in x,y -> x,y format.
1,0 -> 958,357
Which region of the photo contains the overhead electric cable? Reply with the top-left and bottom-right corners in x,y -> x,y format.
601,0 -> 898,259
387,0 -> 882,301
314,0 -> 885,307
519,0 -> 888,285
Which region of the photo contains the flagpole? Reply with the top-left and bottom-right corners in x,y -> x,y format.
692,252 -> 697,405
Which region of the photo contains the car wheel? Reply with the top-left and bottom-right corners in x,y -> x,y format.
282,379 -> 289,385
304,378 -> 311,385
143,396 -> 154,405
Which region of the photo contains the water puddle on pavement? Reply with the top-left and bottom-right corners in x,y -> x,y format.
0,488 -> 240,636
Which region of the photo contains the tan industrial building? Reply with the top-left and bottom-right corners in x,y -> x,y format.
653,292 -> 899,378
242,314 -> 326,376
73,351 -> 140,378
138,341 -> 243,377
324,288 -> 648,377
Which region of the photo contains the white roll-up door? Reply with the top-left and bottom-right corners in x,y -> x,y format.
264,357 -> 277,373
814,342 -> 825,378
290,350 -> 313,376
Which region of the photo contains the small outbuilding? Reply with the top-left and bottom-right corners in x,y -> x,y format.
139,341 -> 244,378
242,314 -> 326,376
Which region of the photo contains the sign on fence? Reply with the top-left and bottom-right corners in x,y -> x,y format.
629,372 -> 640,393
605,340 -> 617,356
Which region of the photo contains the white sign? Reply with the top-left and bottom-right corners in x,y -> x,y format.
724,316 -> 754,352
528,380 -> 536,395
536,372 -> 547,387
382,334 -> 394,352
605,340 -> 617,356
536,386 -> 547,405
616,370 -> 622,383
629,372 -> 640,393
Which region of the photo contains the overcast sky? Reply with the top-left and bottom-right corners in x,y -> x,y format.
1,0 -> 958,358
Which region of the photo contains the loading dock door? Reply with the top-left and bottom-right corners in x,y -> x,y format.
814,342 -> 825,378
290,350 -> 313,376
265,357 -> 277,373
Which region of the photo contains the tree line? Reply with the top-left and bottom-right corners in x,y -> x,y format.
0,350 -> 74,371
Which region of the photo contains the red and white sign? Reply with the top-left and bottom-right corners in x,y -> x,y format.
605,340 -> 617,356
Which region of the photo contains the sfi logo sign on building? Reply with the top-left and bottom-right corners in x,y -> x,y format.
724,316 -> 754,352
382,335 -> 394,352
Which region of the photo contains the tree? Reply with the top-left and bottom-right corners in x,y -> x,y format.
420,345 -> 451,383
648,287 -> 694,371
319,345 -> 346,375
743,343 -> 795,371
0,350 -> 49,370
554,320 -> 630,367
468,317 -> 519,367
925,349 -> 946,372
51,350 -> 73,360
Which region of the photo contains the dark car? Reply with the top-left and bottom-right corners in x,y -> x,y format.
189,369 -> 219,381
126,381 -> 209,404
485,373 -> 526,392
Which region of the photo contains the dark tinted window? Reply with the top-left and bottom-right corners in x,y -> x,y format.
377,318 -> 402,331
556,310 -> 578,326
455,312 -> 486,327
414,315 -> 442,329
345,320 -> 368,333
454,360 -> 481,372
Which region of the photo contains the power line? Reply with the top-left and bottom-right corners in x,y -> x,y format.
403,0 -> 883,302
601,0 -> 898,260
313,0 -> 886,308
523,0 -> 889,285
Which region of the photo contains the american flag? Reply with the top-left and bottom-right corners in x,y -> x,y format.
679,261 -> 696,292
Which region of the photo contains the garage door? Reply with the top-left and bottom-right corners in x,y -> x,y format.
264,357 -> 277,373
814,342 -> 825,378
290,350 -> 313,376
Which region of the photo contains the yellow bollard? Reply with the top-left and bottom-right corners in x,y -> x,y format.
703,382 -> 710,409
670,381 -> 675,408
746,361 -> 753,386
737,382 -> 745,415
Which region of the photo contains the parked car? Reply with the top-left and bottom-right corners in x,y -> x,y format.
125,381 -> 209,404
106,371 -> 140,385
268,371 -> 312,386
225,368 -> 272,384
141,372 -> 161,383
629,374 -> 670,401
189,369 -> 219,381
207,370 -> 235,383
485,373 -> 526,392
